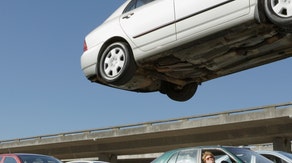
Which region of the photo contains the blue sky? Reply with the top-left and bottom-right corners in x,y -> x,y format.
0,0 -> 291,140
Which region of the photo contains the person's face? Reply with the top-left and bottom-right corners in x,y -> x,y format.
205,155 -> 215,163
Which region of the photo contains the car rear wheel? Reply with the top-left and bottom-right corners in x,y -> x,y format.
161,82 -> 198,102
99,42 -> 136,85
264,0 -> 292,31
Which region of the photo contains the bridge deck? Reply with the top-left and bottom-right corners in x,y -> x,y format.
0,102 -> 291,160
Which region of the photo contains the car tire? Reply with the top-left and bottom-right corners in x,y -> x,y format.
162,82 -> 198,102
99,42 -> 136,85
264,0 -> 292,31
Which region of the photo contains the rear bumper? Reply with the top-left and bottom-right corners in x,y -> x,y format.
80,43 -> 103,80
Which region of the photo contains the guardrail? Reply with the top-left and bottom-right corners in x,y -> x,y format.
1,102 -> 291,144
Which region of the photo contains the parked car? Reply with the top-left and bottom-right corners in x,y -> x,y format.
0,153 -> 62,163
257,150 -> 292,163
66,161 -> 109,163
150,146 -> 273,163
81,0 -> 292,101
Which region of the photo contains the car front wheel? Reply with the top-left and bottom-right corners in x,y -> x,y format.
161,82 -> 198,102
99,42 -> 136,85
264,0 -> 292,31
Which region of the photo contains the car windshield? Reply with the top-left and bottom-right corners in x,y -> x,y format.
18,155 -> 62,163
226,147 -> 273,163
278,151 -> 292,160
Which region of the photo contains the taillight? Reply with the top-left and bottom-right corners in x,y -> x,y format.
83,40 -> 88,52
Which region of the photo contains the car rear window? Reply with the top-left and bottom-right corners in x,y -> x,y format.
18,155 -> 61,163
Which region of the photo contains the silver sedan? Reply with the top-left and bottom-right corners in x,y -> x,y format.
81,0 -> 292,101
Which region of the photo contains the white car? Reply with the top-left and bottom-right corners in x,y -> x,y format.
257,150 -> 292,163
81,0 -> 292,101
66,161 -> 109,163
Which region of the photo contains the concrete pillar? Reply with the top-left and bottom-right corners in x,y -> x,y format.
272,137 -> 291,152
98,154 -> 118,163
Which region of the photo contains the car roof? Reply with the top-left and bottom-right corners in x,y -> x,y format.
0,153 -> 60,160
258,150 -> 288,155
0,153 -> 49,156
169,145 -> 244,150
66,161 -> 109,163
162,145 -> 248,154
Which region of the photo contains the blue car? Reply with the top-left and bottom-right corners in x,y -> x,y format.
258,150 -> 292,163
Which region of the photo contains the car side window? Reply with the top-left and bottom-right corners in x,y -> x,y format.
176,149 -> 198,163
261,154 -> 286,163
123,0 -> 155,13
136,0 -> 154,8
123,0 -> 136,13
4,157 -> 17,163
202,149 -> 236,163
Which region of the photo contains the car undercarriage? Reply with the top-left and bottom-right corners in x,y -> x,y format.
118,21 -> 292,96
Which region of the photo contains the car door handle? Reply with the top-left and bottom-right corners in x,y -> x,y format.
122,13 -> 134,19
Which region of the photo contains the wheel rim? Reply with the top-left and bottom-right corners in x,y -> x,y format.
103,47 -> 126,79
271,0 -> 292,18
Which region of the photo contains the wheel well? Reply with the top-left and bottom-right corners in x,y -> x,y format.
96,37 -> 133,79
98,37 -> 131,62
256,0 -> 270,24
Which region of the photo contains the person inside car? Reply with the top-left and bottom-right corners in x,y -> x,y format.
202,151 -> 215,163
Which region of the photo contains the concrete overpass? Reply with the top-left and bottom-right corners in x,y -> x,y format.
0,102 -> 292,163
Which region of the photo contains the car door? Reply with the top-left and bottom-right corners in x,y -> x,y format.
120,0 -> 176,51
174,0 -> 250,40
